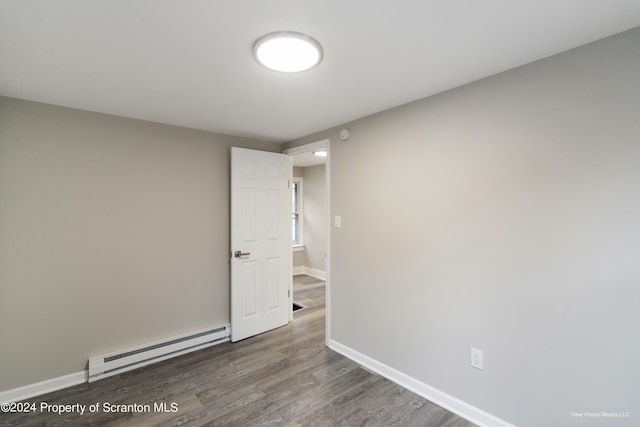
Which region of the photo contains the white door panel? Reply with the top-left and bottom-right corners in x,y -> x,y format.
231,147 -> 290,342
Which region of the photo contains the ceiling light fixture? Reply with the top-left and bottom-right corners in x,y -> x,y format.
253,31 -> 323,73
313,150 -> 327,157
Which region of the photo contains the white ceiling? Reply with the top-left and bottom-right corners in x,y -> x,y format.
292,151 -> 326,168
1,1 -> 639,143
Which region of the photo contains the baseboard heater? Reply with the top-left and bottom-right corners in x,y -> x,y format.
88,324 -> 230,382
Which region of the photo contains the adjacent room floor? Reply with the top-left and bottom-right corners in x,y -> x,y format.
1,275 -> 476,426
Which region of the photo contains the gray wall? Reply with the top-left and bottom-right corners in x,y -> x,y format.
302,164 -> 326,272
291,165 -> 326,273
287,27 -> 640,426
0,97 -> 279,391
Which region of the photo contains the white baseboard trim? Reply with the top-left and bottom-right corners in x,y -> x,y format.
303,267 -> 326,280
328,339 -> 515,427
0,370 -> 88,403
293,266 -> 326,280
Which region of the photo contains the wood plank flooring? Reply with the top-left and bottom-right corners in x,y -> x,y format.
1,275 -> 476,426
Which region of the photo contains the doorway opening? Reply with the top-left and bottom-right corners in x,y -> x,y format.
284,140 -> 330,344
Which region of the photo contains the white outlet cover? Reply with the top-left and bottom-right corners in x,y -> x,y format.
470,348 -> 483,370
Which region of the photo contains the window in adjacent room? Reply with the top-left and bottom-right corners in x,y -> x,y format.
292,177 -> 303,248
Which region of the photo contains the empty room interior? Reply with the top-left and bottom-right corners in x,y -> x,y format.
1,2 -> 639,426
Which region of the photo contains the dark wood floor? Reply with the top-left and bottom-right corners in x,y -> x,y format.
1,275 -> 476,426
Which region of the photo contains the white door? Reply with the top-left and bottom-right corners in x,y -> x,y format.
230,147 -> 291,342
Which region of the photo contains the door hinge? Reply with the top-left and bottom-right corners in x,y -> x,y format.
288,289 -> 291,298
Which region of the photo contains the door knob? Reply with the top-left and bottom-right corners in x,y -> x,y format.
234,250 -> 250,258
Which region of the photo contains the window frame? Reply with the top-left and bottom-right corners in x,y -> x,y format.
292,177 -> 304,250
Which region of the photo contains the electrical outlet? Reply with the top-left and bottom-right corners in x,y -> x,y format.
470,348 -> 483,370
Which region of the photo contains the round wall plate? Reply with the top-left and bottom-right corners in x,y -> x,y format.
339,128 -> 350,141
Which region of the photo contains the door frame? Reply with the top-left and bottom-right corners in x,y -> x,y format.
283,139 -> 331,346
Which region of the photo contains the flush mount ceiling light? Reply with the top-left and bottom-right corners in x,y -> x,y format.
253,31 -> 323,73
313,150 -> 327,157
